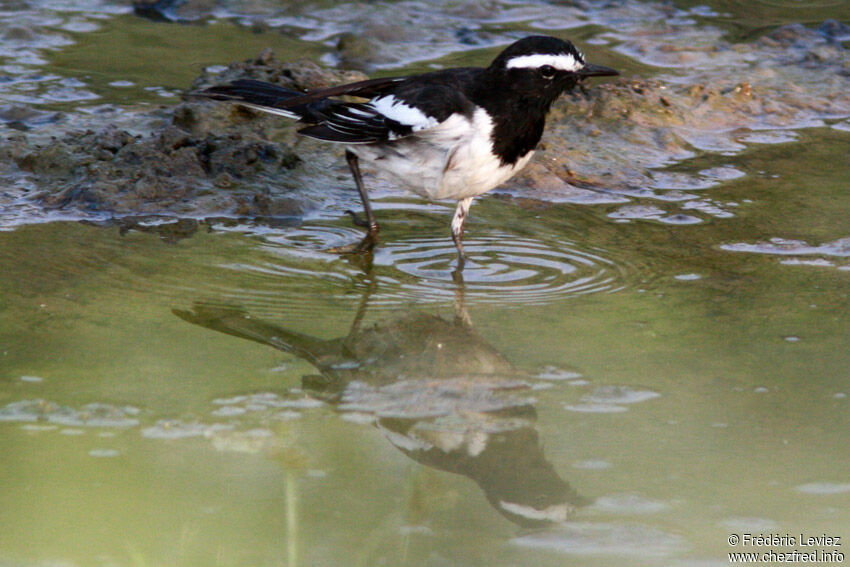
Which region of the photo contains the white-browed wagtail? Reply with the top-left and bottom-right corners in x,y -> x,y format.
198,35 -> 618,264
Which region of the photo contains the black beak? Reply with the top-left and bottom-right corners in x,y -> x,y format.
577,63 -> 619,78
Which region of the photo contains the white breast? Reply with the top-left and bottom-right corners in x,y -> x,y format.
349,108 -> 533,201
438,108 -> 534,200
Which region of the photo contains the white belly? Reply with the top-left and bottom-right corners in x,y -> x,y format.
349,108 -> 533,201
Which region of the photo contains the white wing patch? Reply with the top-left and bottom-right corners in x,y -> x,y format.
505,52 -> 584,72
370,95 -> 439,131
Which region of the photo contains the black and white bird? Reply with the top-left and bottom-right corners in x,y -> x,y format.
197,35 -> 617,264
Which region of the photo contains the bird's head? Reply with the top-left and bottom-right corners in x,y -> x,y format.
489,35 -> 618,100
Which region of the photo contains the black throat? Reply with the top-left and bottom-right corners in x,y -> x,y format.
473,74 -> 561,166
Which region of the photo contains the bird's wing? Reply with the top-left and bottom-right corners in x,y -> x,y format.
296,102 -> 407,144
197,73 -> 478,145
195,76 -> 407,120
266,75 -> 408,106
300,80 -> 478,144
298,94 -> 447,144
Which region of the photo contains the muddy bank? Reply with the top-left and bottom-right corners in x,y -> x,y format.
2,51 -> 368,220
1,21 -> 849,225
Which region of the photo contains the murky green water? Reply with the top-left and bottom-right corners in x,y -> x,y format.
2,2 -> 849,566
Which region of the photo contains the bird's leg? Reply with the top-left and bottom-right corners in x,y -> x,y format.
328,150 -> 379,255
345,150 -> 379,236
451,197 -> 473,267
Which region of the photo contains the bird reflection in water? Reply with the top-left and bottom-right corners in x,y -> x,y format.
174,270 -> 587,528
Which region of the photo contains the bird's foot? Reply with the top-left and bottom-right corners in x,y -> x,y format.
345,209 -> 373,229
326,210 -> 379,256
327,228 -> 379,255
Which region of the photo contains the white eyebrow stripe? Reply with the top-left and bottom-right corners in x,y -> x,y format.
505,53 -> 583,72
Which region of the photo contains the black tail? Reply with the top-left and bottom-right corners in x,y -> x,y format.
199,79 -> 301,107
193,79 -> 311,120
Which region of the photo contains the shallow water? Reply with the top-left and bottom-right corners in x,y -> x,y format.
2,2 -> 849,567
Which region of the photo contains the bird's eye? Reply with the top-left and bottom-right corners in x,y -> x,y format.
540,65 -> 556,79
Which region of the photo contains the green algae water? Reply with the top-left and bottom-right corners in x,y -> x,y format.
2,127 -> 848,565
1,2 -> 849,566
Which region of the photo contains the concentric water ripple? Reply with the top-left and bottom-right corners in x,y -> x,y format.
370,233 -> 629,305
241,224 -> 636,307
1,220 -> 639,319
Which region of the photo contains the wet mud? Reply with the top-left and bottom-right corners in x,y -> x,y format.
2,51 -> 370,219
